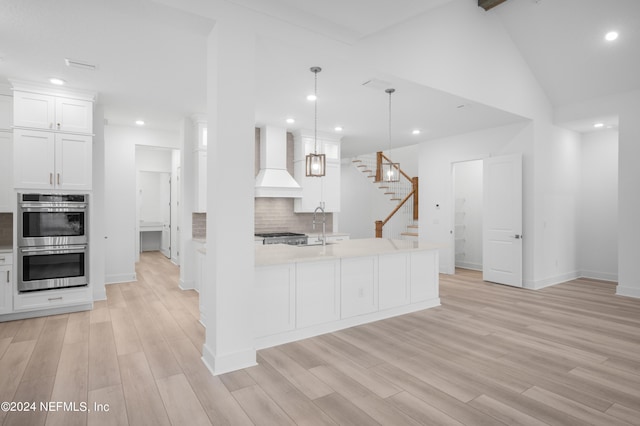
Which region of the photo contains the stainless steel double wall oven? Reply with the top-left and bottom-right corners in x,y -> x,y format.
18,193 -> 89,292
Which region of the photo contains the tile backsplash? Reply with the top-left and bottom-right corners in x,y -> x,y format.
255,198 -> 332,234
192,213 -> 206,239
0,213 -> 12,246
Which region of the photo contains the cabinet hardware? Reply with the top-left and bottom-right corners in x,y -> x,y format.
57,123 -> 61,129
50,173 -> 53,185
0,257 -> 4,261
48,296 -> 63,301
57,173 -> 60,185
6,271 -> 8,283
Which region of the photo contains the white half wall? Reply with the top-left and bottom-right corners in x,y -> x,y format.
578,130 -> 618,281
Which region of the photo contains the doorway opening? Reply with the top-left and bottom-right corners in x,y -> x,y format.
135,146 -> 180,262
453,159 -> 483,273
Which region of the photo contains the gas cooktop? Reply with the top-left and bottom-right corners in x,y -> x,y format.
255,232 -> 306,238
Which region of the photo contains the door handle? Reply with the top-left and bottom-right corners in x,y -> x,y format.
513,234 -> 523,239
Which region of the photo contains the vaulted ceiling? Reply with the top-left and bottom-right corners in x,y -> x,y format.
1,0 -> 638,156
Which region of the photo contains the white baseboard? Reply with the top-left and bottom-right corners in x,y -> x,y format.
455,261 -> 482,271
579,270 -> 618,282
255,297 -> 441,351
105,273 -> 137,284
179,279 -> 195,290
524,271 -> 581,290
201,345 -> 257,376
93,288 -> 107,301
616,285 -> 640,299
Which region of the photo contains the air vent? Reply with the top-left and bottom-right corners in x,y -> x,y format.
65,58 -> 98,71
362,78 -> 392,90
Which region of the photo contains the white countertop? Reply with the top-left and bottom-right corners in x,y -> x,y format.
256,238 -> 440,266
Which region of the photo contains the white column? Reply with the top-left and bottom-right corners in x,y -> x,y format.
202,19 -> 257,374
617,97 -> 640,298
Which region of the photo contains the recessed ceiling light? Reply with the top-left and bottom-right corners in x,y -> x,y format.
135,120 -> 145,126
593,123 -> 604,128
605,31 -> 619,41
306,94 -> 317,101
412,129 -> 421,135
334,126 -> 343,132
49,78 -> 65,85
286,118 -> 295,124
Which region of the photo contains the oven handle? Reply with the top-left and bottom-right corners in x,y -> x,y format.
21,246 -> 87,254
20,203 -> 87,210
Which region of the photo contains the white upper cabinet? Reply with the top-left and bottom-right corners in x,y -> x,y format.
0,132 -> 12,212
10,81 -> 95,191
14,129 -> 92,190
0,94 -> 12,130
293,130 -> 342,213
14,91 -> 93,134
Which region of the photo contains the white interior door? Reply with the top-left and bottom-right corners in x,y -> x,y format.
161,174 -> 171,259
482,154 -> 522,287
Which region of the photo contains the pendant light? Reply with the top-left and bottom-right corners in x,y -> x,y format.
382,88 -> 400,182
306,66 -> 326,177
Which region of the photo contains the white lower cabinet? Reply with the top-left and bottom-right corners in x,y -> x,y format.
410,250 -> 439,302
296,259 -> 340,328
13,286 -> 91,311
341,256 -> 378,319
379,253 -> 410,310
0,262 -> 12,315
255,264 -> 295,337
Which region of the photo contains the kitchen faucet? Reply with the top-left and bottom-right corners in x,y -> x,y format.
313,204 -> 326,246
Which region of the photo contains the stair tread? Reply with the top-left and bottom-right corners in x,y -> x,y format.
407,225 -> 419,229
401,232 -> 419,236
356,164 -> 367,168
352,159 -> 362,163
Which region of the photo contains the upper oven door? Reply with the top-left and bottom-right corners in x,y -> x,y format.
18,203 -> 88,246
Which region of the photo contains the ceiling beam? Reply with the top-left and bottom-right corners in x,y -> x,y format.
478,0 -> 509,11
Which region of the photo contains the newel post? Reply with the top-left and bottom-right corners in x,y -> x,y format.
375,220 -> 383,238
412,176 -> 419,221
375,152 -> 383,182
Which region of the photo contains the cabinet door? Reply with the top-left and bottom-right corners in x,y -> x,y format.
293,160 -> 322,212
13,129 -> 55,189
410,250 -> 439,303
379,253 -> 410,310
55,97 -> 93,134
14,91 -> 56,130
0,94 -> 12,130
196,150 -> 207,212
55,133 -> 92,190
0,132 -> 12,211
0,265 -> 12,315
321,162 -> 341,212
341,256 -> 378,319
255,264 -> 296,337
296,260 -> 340,328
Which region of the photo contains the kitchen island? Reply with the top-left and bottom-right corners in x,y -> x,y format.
255,238 -> 440,349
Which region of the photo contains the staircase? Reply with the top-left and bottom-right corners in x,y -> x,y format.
352,153 -> 419,240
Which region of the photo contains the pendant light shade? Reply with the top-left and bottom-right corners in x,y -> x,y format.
306,66 -> 326,177
382,88 -> 400,182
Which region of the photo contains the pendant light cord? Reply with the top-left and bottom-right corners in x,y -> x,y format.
386,88 -> 395,153
314,69 -> 318,154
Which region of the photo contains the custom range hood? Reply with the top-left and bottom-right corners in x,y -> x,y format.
255,126 -> 302,198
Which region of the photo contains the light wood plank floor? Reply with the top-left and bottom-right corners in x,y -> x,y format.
0,252 -> 639,425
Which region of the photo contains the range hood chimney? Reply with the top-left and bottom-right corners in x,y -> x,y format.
255,126 -> 302,198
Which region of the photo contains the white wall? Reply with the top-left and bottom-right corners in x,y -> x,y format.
578,130 -> 618,281
103,124 -> 180,284
419,121 -> 532,275
454,160 -> 483,271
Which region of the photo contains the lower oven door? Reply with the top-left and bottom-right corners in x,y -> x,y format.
18,245 -> 89,292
